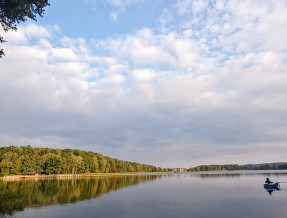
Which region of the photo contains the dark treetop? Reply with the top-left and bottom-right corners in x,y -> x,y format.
0,0 -> 50,57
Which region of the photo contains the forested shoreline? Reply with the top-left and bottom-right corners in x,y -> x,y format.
187,163 -> 287,172
0,146 -> 165,176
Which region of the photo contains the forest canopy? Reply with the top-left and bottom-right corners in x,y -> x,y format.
0,145 -> 165,176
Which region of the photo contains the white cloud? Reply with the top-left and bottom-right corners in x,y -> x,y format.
106,28 -> 174,66
24,23 -> 51,39
0,28 -> 28,45
131,69 -> 155,81
104,63 -> 129,75
0,23 -> 51,46
51,48 -> 79,61
100,74 -> 126,85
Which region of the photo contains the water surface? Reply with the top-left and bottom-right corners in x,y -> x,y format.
1,171 -> 287,218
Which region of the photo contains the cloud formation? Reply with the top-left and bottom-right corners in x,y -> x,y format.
1,0 -> 287,167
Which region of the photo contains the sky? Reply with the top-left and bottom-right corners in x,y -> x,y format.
0,0 -> 287,168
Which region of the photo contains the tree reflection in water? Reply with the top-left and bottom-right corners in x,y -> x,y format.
0,175 -> 160,216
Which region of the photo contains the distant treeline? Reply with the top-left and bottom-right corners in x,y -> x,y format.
187,163 -> 287,172
0,146 -> 165,176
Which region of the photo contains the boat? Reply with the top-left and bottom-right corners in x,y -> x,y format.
264,182 -> 280,190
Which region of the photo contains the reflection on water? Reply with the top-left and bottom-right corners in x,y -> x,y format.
0,175 -> 160,216
265,188 -> 280,195
197,173 -> 241,178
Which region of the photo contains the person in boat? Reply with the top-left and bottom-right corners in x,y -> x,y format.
265,178 -> 272,184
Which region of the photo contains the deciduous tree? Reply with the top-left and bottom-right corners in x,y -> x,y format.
0,0 -> 50,57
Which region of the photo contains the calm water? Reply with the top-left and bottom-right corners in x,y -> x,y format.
1,171 -> 287,218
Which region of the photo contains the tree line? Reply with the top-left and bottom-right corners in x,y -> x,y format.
187,163 -> 287,172
0,146 -> 165,176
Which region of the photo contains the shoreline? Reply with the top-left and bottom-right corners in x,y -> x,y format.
0,172 -> 169,181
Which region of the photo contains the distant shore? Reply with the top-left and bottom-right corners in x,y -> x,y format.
0,172 -> 168,180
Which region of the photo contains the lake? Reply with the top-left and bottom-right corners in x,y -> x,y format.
1,171 -> 287,218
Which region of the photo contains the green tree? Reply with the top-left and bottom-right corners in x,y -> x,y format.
0,0 -> 50,57
42,153 -> 61,175
109,159 -> 117,173
0,152 -> 21,175
92,156 -> 99,173
71,154 -> 83,174
21,155 -> 36,175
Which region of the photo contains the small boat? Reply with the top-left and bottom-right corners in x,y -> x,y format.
264,182 -> 280,190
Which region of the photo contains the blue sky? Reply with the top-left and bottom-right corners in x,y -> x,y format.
37,0 -> 166,38
1,0 -> 287,167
